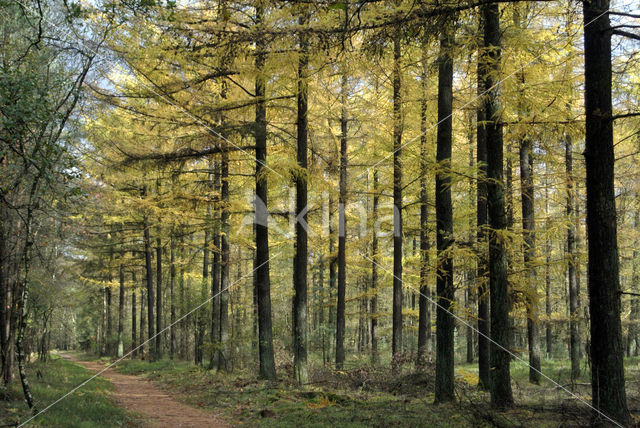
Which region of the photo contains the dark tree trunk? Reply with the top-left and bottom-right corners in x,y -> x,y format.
566,135 -> 580,382
336,73 -> 348,370
169,233 -> 176,360
482,2 -> 513,407
476,15 -> 490,390
417,47 -> 431,364
106,285 -> 112,356
140,279 -> 146,358
117,261 -> 125,358
544,166 -> 552,358
254,2 -> 276,379
156,235 -> 162,359
132,272 -> 137,358
329,195 -> 337,358
583,0 -> 629,423
293,12 -> 309,383
196,226 -> 209,366
143,211 -> 155,361
467,135 -> 475,365
520,134 -> 541,384
371,170 -> 379,364
218,148 -> 230,372
434,28 -> 455,404
392,30 -> 403,360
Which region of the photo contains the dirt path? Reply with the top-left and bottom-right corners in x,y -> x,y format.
60,354 -> 229,428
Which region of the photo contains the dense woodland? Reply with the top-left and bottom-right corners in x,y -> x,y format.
1,0 -> 640,426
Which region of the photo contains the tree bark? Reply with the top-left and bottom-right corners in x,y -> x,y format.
434,28 -> 455,404
476,14 -> 490,390
371,170 -> 379,364
143,203 -> 155,361
417,47 -> 431,365
117,261 -> 125,358
293,11 -> 309,383
392,30 -> 403,360
169,233 -> 176,360
482,2 -> 513,407
335,73 -> 348,370
132,269 -> 137,358
565,135 -> 580,382
217,148 -> 230,372
583,0 -> 629,423
253,2 -> 276,380
520,133 -> 541,384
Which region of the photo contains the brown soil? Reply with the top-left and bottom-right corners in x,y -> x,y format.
61,354 -> 228,428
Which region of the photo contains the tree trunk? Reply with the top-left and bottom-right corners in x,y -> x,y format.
476,14 -> 490,390
143,209 -> 155,361
336,73 -> 348,370
106,285 -> 112,356
254,2 -> 276,380
482,2 -> 513,407
565,135 -> 580,382
417,47 -> 431,365
434,28 -> 455,404
218,147 -> 230,372
132,270 -> 137,358
392,30 -> 403,360
156,234 -> 162,359
169,233 -> 176,360
544,165 -> 552,358
371,170 -> 379,364
117,261 -> 125,358
583,0 -> 629,422
520,133 -> 541,384
293,12 -> 309,383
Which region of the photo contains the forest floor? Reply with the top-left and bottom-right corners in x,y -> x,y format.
5,352 -> 640,427
0,353 -> 139,427
75,353 -> 640,427
61,353 -> 229,428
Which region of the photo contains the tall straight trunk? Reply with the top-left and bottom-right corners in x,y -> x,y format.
169,233 -> 176,360
520,135 -> 541,384
391,30 -> 403,359
371,170 -> 379,364
434,28 -> 455,404
132,286 -> 137,358
156,235 -> 162,359
196,227 -> 209,366
179,237 -> 187,359
156,180 -> 163,359
0,201 -> 7,386
566,135 -> 580,381
143,213 -> 155,361
476,16 -> 490,389
293,12 -> 309,383
106,285 -> 112,355
254,2 -> 276,379
209,225 -> 221,370
583,0 -> 628,422
467,130 -> 475,365
544,165 -> 552,358
632,204 -> 640,356
140,282 -> 146,358
117,261 -> 125,358
329,195 -> 336,358
218,148 -> 230,372
335,73 -> 348,370
417,47 -> 431,364
482,2 -> 513,407
206,166 -> 221,369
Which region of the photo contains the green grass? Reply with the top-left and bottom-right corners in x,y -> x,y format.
0,354 -> 139,427
110,358 -> 485,427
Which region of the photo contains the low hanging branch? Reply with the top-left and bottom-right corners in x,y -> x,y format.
119,144 -> 256,165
